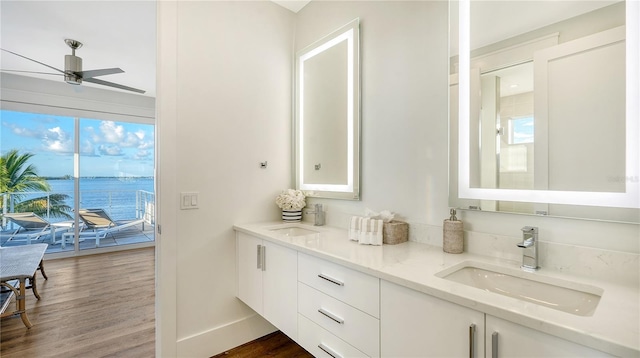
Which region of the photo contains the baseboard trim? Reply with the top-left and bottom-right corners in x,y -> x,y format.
176,313 -> 276,357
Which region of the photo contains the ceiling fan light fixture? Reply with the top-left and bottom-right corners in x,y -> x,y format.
1,38 -> 145,94
64,54 -> 82,85
64,39 -> 83,52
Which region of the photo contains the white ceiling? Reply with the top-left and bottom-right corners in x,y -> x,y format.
1,1 -> 618,99
1,1 -> 157,97
271,0 -> 311,13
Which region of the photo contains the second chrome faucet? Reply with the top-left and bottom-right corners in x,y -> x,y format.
517,226 -> 539,272
306,203 -> 325,226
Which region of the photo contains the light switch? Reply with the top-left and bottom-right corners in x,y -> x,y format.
180,192 -> 199,210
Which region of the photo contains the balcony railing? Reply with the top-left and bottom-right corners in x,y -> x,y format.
0,190 -> 155,252
1,189 -> 155,235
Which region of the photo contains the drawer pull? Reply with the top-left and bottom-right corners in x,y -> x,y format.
256,245 -> 262,269
469,324 -> 476,358
317,308 -> 344,325
318,273 -> 344,286
318,343 -> 343,358
492,331 -> 499,358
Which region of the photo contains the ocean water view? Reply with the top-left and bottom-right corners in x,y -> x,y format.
21,177 -> 155,223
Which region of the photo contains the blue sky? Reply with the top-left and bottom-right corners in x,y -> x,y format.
1,110 -> 154,177
511,116 -> 534,144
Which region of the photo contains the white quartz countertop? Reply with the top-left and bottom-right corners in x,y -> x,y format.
234,221 -> 639,357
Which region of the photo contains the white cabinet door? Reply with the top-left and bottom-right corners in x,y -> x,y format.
381,280 -> 485,358
237,232 -> 298,340
263,240 -> 298,340
486,315 -> 614,357
236,232 -> 263,314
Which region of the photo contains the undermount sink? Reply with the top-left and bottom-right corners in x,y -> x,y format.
436,261 -> 603,317
269,225 -> 320,237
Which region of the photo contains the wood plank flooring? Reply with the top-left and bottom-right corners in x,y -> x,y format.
0,247 -> 155,358
211,331 -> 312,358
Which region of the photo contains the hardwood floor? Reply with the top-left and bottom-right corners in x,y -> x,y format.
211,331 -> 312,358
1,247 -> 311,358
0,247 -> 155,357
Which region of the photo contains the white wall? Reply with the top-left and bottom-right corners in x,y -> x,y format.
293,1 -> 640,345
157,0 -> 639,356
295,1 -> 451,228
295,2 -> 639,252
157,1 -> 294,356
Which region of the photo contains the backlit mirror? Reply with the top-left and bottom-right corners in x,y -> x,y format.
295,18 -> 360,200
450,0 -> 640,222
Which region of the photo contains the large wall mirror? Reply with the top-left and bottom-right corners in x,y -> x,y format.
295,18 -> 360,200
450,0 -> 640,223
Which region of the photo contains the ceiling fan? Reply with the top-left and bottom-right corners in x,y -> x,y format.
1,39 -> 145,94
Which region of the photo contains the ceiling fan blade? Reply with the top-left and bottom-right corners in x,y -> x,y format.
1,48 -> 65,74
0,69 -> 63,76
76,68 -> 124,79
83,77 -> 145,94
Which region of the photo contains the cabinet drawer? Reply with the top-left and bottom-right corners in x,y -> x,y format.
298,314 -> 369,358
298,253 -> 379,318
299,283 -> 380,357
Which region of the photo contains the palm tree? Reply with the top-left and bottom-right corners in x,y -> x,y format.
1,149 -> 72,220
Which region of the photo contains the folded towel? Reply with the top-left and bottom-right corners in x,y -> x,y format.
349,216 -> 383,245
349,216 -> 362,241
358,218 -> 383,246
361,218 -> 371,244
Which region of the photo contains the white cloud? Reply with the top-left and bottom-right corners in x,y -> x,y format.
77,120 -> 154,160
80,140 -> 98,156
98,144 -> 124,156
122,132 -> 142,147
42,126 -> 73,153
4,122 -> 43,138
100,121 -> 125,143
134,149 -> 152,160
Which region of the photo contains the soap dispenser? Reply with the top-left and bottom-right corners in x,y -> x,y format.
443,209 -> 463,254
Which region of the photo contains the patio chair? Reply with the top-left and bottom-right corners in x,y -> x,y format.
66,208 -> 145,247
1,212 -> 53,245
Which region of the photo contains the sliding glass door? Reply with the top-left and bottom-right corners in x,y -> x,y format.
0,109 -> 155,253
76,118 -> 155,251
0,110 -> 76,251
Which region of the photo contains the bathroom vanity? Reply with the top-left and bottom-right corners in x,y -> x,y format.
235,222 -> 638,357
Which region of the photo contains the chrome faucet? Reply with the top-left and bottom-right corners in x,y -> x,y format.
517,226 -> 539,272
306,204 -> 325,226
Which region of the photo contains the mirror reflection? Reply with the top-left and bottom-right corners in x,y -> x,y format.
450,0 -> 640,222
295,18 -> 360,200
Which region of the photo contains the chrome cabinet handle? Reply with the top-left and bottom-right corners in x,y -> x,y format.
256,245 -> 262,269
317,308 -> 344,325
261,245 -> 266,271
492,331 -> 499,358
317,273 -> 344,286
318,343 -> 343,358
469,324 -> 476,358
